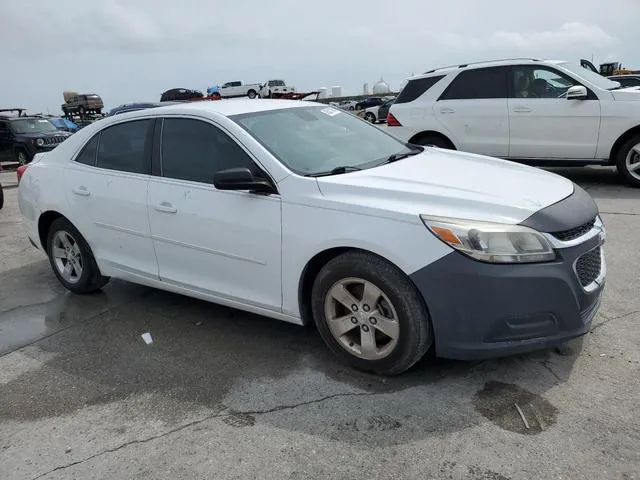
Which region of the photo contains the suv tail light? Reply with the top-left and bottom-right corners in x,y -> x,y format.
387,112 -> 401,126
17,165 -> 28,183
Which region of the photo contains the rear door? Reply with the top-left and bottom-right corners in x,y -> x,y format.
0,121 -> 13,162
64,119 -> 158,278
434,66 -> 509,156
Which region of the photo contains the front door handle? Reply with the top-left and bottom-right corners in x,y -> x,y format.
72,186 -> 90,196
154,201 -> 177,214
512,106 -> 532,113
440,108 -> 455,114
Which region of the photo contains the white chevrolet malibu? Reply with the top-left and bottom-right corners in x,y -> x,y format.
18,100 -> 606,375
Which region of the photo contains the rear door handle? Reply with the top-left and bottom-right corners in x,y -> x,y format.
154,201 -> 177,214
512,106 -> 532,113
72,186 -> 90,196
440,108 -> 455,114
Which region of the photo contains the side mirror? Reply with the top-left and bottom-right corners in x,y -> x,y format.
213,167 -> 275,194
566,85 -> 588,100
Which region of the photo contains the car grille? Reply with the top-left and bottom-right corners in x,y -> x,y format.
44,136 -> 67,146
575,247 -> 602,287
551,218 -> 596,241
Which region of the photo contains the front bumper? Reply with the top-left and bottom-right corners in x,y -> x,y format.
410,220 -> 606,360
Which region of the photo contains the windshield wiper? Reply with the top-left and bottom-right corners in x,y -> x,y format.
382,147 -> 423,164
305,166 -> 362,177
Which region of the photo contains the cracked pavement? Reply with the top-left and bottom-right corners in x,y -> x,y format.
1,167 -> 639,480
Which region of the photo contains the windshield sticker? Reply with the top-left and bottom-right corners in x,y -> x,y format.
320,107 -> 341,117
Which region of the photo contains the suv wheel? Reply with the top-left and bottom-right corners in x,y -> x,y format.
616,134 -> 640,187
46,217 -> 110,294
0,184 -> 4,210
413,134 -> 453,149
311,251 -> 432,375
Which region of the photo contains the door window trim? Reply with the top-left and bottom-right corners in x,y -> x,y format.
152,115 -> 278,193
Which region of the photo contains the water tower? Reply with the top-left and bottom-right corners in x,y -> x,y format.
331,85 -> 342,98
363,83 -> 370,95
373,77 -> 390,95
318,87 -> 328,99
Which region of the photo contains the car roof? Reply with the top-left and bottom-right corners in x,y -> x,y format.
110,99 -> 317,121
414,57 -> 566,80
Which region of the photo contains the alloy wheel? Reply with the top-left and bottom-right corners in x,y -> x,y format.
625,143 -> 640,181
51,230 -> 83,284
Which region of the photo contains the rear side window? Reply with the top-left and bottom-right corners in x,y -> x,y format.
160,118 -> 253,184
395,75 -> 445,104
439,67 -> 507,100
96,119 -> 152,174
75,135 -> 99,166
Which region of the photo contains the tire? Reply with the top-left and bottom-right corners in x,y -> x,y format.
311,251 -> 432,375
46,217 -> 109,294
348,106 -> 355,111
16,149 -> 29,166
0,184 -> 4,210
365,112 -> 376,123
412,134 -> 454,149
62,107 -> 68,117
247,89 -> 257,99
615,134 -> 640,187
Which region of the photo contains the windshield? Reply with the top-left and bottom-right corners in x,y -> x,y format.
231,106 -> 412,175
557,61 -> 621,90
11,118 -> 58,134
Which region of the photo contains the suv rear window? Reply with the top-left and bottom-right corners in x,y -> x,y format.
439,67 -> 507,100
395,75 -> 445,104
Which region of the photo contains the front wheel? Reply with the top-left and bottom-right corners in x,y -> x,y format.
46,217 -> 109,294
247,89 -> 257,99
365,112 -> 376,123
311,251 -> 432,375
16,150 -> 29,166
615,135 -> 640,187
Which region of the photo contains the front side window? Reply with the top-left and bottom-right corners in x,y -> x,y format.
10,118 -> 58,134
231,106 -> 413,176
439,67 -> 508,100
512,66 -> 578,98
96,119 -> 151,174
160,118 -> 254,184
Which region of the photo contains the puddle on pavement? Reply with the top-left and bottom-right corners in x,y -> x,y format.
472,381 -> 558,434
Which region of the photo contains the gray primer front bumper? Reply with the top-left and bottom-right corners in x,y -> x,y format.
410,184 -> 604,360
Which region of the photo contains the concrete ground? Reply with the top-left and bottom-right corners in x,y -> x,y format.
0,167 -> 638,480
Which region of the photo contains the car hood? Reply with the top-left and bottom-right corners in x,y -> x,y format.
611,87 -> 640,100
315,148 -> 575,225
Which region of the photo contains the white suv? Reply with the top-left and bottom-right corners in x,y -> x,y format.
387,58 -> 640,187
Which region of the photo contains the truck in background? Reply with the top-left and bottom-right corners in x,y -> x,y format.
218,81 -> 262,99
258,80 -> 296,98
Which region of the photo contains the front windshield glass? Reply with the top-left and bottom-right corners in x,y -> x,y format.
11,118 -> 58,134
558,62 -> 621,90
231,106 -> 412,175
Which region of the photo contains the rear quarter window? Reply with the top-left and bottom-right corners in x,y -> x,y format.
394,75 -> 446,104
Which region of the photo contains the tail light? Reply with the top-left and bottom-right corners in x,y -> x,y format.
386,112 -> 402,126
17,165 -> 28,183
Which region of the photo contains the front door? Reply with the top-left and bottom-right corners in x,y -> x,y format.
434,66 -> 510,157
64,119 -> 157,279
147,117 -> 282,311
507,65 -> 601,160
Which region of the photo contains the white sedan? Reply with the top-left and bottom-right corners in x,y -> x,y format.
18,100 -> 606,375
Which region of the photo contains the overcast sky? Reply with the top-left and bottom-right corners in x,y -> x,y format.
2,0 -> 639,114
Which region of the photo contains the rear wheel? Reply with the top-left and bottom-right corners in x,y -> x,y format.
0,184 -> 4,210
311,251 -> 432,375
247,89 -> 257,99
46,217 -> 109,294
16,150 -> 29,166
615,134 -> 640,187
365,112 -> 376,123
412,134 -> 454,149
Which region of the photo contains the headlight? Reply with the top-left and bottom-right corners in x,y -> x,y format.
420,215 -> 556,264
36,138 -> 44,147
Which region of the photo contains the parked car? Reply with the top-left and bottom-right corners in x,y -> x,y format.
258,80 -> 296,98
18,100 -> 605,375
355,97 -> 385,111
607,75 -> 640,88
337,100 -> 358,111
218,81 -> 262,99
48,117 -> 80,133
364,98 -> 395,123
108,102 -> 184,116
0,116 -> 72,165
160,88 -> 204,102
388,58 -> 640,187
62,94 -> 104,116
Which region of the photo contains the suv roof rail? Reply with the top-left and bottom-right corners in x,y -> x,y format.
423,57 -> 540,74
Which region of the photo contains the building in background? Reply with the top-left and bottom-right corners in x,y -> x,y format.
373,77 -> 390,95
